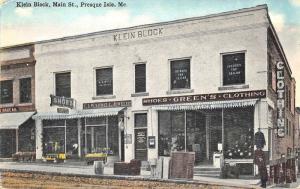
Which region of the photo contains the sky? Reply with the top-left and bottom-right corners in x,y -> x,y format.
0,0 -> 300,106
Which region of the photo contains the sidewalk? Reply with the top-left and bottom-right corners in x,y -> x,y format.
0,161 -> 296,188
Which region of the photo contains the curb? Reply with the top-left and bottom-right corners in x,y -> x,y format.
0,168 -> 259,189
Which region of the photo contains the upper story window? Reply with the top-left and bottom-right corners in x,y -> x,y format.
20,77 -> 32,103
222,52 -> 245,86
170,59 -> 190,90
55,72 -> 71,97
96,67 -> 113,96
0,80 -> 13,104
135,64 -> 146,93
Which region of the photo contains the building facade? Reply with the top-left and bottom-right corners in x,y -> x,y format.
0,44 -> 36,158
32,5 -> 296,176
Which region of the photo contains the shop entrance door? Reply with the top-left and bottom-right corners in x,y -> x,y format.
134,129 -> 147,161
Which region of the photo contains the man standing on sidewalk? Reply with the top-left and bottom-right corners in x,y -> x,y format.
254,129 -> 268,188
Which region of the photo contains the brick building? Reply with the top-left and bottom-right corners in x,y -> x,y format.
0,44 -> 36,158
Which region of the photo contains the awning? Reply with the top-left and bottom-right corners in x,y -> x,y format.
32,107 -> 125,120
152,99 -> 258,111
0,112 -> 35,129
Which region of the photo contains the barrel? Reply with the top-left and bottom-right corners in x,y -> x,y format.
94,161 -> 104,175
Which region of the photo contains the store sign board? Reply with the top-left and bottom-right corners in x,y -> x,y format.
0,107 -> 19,113
50,95 -> 74,109
276,61 -> 285,137
143,90 -> 266,106
57,108 -> 69,114
83,100 -> 131,109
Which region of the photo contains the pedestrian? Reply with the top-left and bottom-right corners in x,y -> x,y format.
254,148 -> 268,188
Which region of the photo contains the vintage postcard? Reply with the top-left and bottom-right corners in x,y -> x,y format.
0,0 -> 300,188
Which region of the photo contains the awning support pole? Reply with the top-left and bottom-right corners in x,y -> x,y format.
16,129 -> 19,153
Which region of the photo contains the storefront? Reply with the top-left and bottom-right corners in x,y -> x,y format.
0,111 -> 35,158
33,99 -> 131,160
142,90 -> 266,174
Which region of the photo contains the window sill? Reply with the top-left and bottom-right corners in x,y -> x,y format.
166,89 -> 194,95
0,103 -> 14,107
18,103 -> 33,106
131,92 -> 149,97
92,95 -> 116,100
218,84 -> 249,91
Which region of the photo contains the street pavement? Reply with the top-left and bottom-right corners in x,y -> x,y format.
0,161 -> 300,188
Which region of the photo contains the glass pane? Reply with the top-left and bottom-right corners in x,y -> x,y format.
186,111 -> 207,163
96,68 -> 113,95
0,80 -> 13,104
223,53 -> 245,85
86,126 -> 106,153
55,72 -> 71,97
224,107 -> 254,159
108,116 -> 119,155
135,64 -> 146,93
43,127 -> 65,154
171,59 -> 190,89
66,120 -> 78,155
86,117 -> 106,125
158,111 -> 172,156
134,113 -> 147,128
171,111 -> 185,152
20,78 -> 31,103
43,119 -> 65,127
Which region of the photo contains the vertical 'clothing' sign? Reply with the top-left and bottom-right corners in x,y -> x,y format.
171,59 -> 190,89
96,68 -> 113,95
276,61 -> 285,137
223,53 -> 245,85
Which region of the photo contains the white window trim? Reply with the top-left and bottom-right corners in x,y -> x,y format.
220,50 -> 247,88
167,56 -> 193,94
93,66 -> 114,98
53,70 -> 71,97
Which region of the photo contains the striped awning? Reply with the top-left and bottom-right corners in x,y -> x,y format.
152,99 -> 258,111
0,112 -> 35,129
32,107 -> 125,120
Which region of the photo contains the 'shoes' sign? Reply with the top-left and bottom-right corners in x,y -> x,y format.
50,95 -> 75,109
276,61 -> 285,137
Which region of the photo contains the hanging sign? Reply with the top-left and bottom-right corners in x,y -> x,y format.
276,61 -> 285,137
50,95 -> 75,109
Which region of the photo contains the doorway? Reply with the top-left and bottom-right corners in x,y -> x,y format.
134,113 -> 148,161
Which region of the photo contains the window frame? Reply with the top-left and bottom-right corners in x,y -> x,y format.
19,77 -> 32,104
133,62 -> 147,94
54,71 -> 71,98
169,57 -> 192,91
221,51 -> 246,87
94,66 -> 114,97
0,79 -> 14,104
